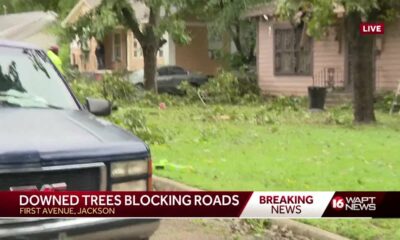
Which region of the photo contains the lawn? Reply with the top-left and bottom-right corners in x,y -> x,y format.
142,104 -> 400,240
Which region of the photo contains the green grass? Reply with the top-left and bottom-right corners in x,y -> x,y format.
143,105 -> 400,240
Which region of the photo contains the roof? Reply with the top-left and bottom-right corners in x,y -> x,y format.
63,0 -> 150,26
0,11 -> 57,40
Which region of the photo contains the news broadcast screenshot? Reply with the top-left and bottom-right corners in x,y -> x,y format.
0,0 -> 399,239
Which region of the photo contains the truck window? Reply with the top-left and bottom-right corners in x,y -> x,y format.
0,46 -> 78,110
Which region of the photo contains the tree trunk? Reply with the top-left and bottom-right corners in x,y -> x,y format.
142,45 -> 158,92
346,12 -> 376,123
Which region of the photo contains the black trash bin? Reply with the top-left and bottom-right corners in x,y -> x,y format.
308,86 -> 327,110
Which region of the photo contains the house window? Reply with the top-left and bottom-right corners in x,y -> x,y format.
133,40 -> 142,58
113,32 -> 122,61
208,29 -> 223,59
274,26 -> 312,75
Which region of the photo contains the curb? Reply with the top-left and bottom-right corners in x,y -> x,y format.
153,176 -> 349,240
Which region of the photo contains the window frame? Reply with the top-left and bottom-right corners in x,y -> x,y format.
157,67 -> 169,76
273,23 -> 313,77
112,32 -> 122,61
169,66 -> 187,75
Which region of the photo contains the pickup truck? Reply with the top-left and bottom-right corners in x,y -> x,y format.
0,41 -> 159,239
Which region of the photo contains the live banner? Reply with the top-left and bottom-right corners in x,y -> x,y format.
0,192 -> 399,218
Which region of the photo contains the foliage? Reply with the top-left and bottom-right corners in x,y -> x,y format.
236,67 -> 260,96
191,0 -> 265,67
181,70 -> 260,104
138,92 -> 185,107
69,78 -> 102,103
100,72 -> 136,103
253,107 -> 276,125
277,0 -> 400,123
109,107 -> 166,144
375,91 -> 396,112
201,71 -> 241,104
66,0 -> 193,91
244,219 -> 271,235
69,73 -> 187,108
265,96 -> 306,112
0,0 -> 78,18
324,105 -> 353,126
277,0 -> 400,38
69,72 -> 137,104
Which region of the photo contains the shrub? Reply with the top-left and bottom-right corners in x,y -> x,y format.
138,91 -> 184,107
266,96 -> 306,112
375,91 -> 396,112
202,70 -> 241,103
100,71 -> 137,103
109,107 -> 166,144
69,78 -> 102,103
235,67 -> 260,97
181,70 -> 260,105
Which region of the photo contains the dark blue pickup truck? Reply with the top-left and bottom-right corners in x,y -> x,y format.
0,41 -> 159,239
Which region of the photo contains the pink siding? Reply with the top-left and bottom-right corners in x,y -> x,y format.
376,20 -> 400,91
313,28 -> 345,88
257,20 -> 345,96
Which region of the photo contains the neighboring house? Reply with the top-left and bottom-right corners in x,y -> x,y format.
0,11 -> 57,49
247,3 -> 399,96
63,0 -> 227,76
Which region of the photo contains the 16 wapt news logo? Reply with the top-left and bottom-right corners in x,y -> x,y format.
331,196 -> 376,211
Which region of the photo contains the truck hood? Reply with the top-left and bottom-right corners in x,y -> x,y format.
0,108 -> 149,166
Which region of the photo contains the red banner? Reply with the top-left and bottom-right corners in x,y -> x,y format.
0,192 -> 252,217
0,191 -> 400,218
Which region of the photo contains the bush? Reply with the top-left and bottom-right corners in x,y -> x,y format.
375,91 -> 396,112
266,96 -> 306,112
69,78 -> 102,103
202,70 -> 241,103
138,91 -> 185,107
182,70 -> 260,104
235,67 -> 260,97
109,107 -> 166,144
69,71 -> 144,105
100,71 -> 137,104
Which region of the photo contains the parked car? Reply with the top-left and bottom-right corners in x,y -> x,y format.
129,65 -> 208,93
0,40 -> 159,239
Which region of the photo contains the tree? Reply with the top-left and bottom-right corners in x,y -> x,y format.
0,0 -> 78,18
277,0 -> 400,123
191,0 -> 265,68
66,0 -> 191,92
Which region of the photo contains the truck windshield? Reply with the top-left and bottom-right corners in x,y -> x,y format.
0,46 -> 78,110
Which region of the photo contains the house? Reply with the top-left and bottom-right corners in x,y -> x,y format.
0,11 -> 58,49
63,0 -> 227,76
247,3 -> 400,96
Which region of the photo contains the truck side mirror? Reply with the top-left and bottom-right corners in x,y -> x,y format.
85,97 -> 112,116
